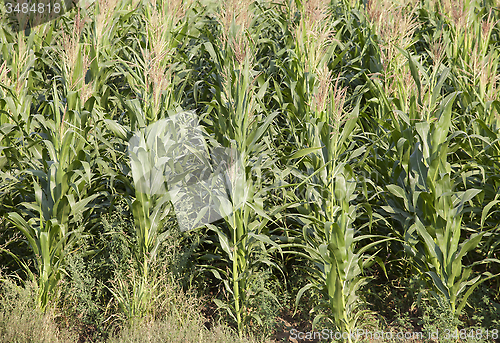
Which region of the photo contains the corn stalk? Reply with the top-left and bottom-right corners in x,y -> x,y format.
6,78 -> 99,310
375,53 -> 500,326
196,2 -> 283,336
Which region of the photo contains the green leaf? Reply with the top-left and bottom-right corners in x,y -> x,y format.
431,92 -> 458,153
456,189 -> 482,215
295,283 -> 316,312
387,184 -> 406,199
289,146 -> 322,159
7,212 -> 38,256
456,273 -> 499,315
104,119 -> 129,140
208,224 -> 233,259
213,298 -> 237,322
481,199 -> 500,228
426,271 -> 449,298
339,101 -> 359,148
407,53 -> 422,104
431,68 -> 450,107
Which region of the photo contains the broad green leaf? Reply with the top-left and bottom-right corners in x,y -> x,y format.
289,146 -> 322,159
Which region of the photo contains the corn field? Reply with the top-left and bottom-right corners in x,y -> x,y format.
1,0 -> 500,342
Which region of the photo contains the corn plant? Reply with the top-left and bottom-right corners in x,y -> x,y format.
99,0 -> 196,323
6,81 -> 100,310
267,2 -> 388,338
373,50 -> 500,326
195,1 -> 284,337
116,0 -> 191,125
0,9 -> 106,310
285,90 -> 389,340
203,77 -> 279,335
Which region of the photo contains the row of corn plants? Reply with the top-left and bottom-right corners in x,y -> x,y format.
1,0 -> 499,341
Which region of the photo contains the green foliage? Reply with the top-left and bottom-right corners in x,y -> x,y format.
420,295 -> 463,343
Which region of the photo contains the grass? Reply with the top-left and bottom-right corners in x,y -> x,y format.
0,273 -> 77,343
0,269 -> 254,343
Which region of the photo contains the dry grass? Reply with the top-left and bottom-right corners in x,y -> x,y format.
0,276 -> 77,343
